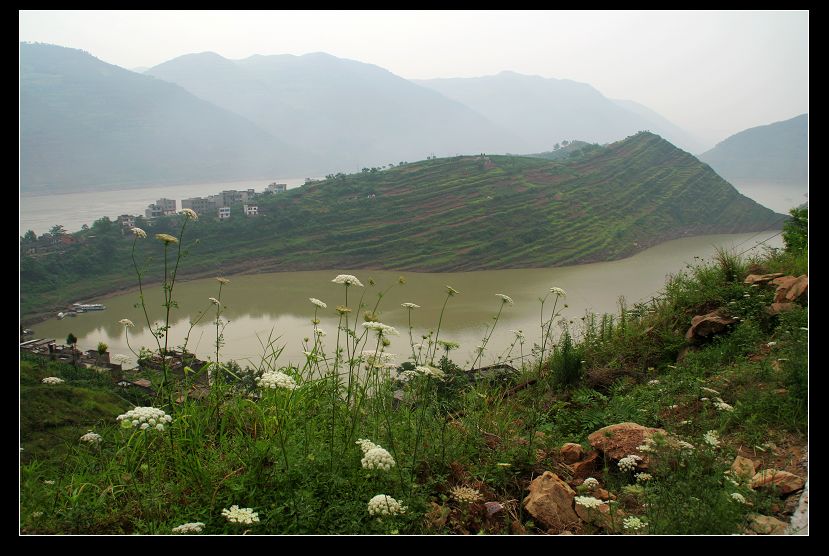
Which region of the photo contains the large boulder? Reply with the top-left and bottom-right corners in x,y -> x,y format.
747,514 -> 789,535
574,500 -> 625,532
731,456 -> 757,482
569,449 -> 601,482
751,469 -> 805,495
770,275 -> 808,303
744,273 -> 785,285
768,302 -> 798,315
523,471 -> 581,530
587,423 -> 669,468
685,311 -> 737,341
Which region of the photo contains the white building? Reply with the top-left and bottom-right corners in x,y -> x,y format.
267,182 -> 287,193
218,207 -> 231,219
243,204 -> 259,216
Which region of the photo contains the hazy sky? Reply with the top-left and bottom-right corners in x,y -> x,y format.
20,10 -> 808,147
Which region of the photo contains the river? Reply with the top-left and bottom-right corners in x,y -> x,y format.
28,230 -> 783,371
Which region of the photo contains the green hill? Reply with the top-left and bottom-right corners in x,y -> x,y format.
698,114 -> 808,185
20,132 -> 784,320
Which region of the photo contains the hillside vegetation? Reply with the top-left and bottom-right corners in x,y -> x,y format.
20,132 -> 784,321
19,209 -> 808,534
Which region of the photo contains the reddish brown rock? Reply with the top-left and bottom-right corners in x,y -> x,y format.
523,472 -> 581,530
751,469 -> 805,495
587,423 -> 669,468
744,273 -> 785,285
574,500 -> 625,532
771,275 -> 808,303
685,311 -> 737,341
569,450 -> 600,482
560,443 -> 585,464
731,456 -> 757,481
768,302 -> 797,315
748,514 -> 788,535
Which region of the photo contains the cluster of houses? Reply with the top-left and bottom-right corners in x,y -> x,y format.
136,182 -> 287,225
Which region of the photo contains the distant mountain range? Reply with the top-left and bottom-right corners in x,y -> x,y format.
22,43 -> 716,194
415,72 -> 704,153
20,43 -> 315,193
699,114 -> 808,186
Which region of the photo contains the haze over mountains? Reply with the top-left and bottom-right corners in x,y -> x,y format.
21,43 -> 731,194
699,114 -> 808,186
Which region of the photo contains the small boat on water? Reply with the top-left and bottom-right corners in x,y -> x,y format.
72,303 -> 106,312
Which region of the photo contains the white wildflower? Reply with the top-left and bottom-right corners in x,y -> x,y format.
155,233 -> 179,244
310,298 -> 327,309
79,431 -> 102,444
361,446 -> 396,471
117,407 -> 173,430
623,516 -> 647,531
445,285 -> 459,296
713,398 -> 734,412
401,302 -> 420,309
437,340 -> 460,350
221,505 -> 259,525
730,493 -> 747,504
635,472 -> 652,482
451,486 -> 483,504
495,293 -> 514,305
356,438 -> 379,453
43,480 -> 55,485
208,297 -> 221,305
172,522 -> 205,534
550,287 -> 566,297
131,227 -> 147,239
766,341 -> 777,347
415,365 -> 445,380
216,277 -> 231,285
332,274 -> 364,287
618,455 -> 643,472
118,318 -> 135,327
362,322 -> 399,336
314,328 -> 326,337
179,208 -> 198,220
701,387 -> 720,395
648,379 -> 660,385
582,477 -> 599,490
367,494 -> 407,517
574,496 -> 604,509
677,440 -> 695,450
703,430 -> 720,448
41,377 -> 64,384
256,370 -> 297,390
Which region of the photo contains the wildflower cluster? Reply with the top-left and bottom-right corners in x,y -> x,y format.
415,365 -> 445,380
332,274 -> 364,287
172,522 -> 205,534
703,430 -> 721,448
362,322 -> 400,336
495,293 -> 514,305
256,370 -> 298,390
730,493 -> 747,504
582,477 -> 600,490
221,506 -> 259,525
550,286 -> 566,297
116,407 -> 173,431
362,351 -> 396,370
437,340 -> 460,350
637,437 -> 656,453
451,486 -> 483,504
367,495 -> 407,517
41,377 -> 64,384
179,208 -> 198,220
574,496 -> 604,509
118,318 -> 135,327
401,302 -> 420,309
622,516 -> 647,531
131,227 -> 147,238
713,398 -> 734,412
209,297 -> 221,305
618,455 -> 643,472
216,277 -> 230,285
79,431 -> 103,444
309,297 -> 327,309
361,446 -> 396,471
635,472 -> 652,482
356,438 -> 378,453
155,233 -> 179,245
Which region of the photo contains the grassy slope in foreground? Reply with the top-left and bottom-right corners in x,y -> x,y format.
20,132 -> 784,320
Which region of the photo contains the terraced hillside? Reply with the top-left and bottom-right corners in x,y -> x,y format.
20,132 -> 784,320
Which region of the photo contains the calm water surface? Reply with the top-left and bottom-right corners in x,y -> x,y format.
29,231 -> 783,370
